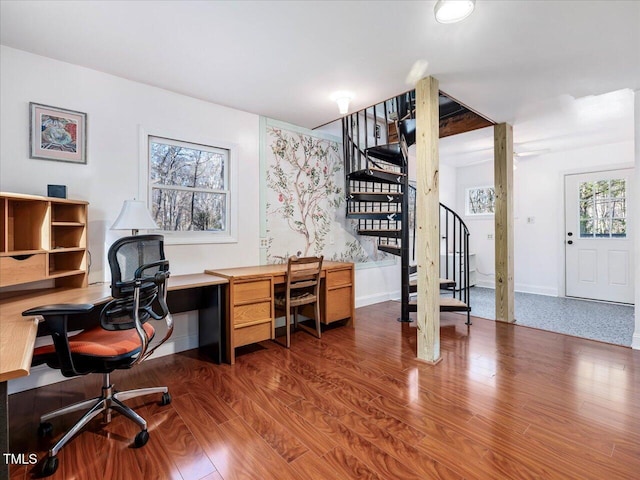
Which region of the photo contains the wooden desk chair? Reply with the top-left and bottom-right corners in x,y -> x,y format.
274,256 -> 323,348
23,235 -> 173,477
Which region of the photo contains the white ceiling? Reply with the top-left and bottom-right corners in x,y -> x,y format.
1,0 -> 638,164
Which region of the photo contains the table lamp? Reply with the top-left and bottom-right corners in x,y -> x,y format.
111,200 -> 158,235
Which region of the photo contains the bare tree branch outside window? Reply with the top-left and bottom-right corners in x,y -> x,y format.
466,186 -> 495,215
149,137 -> 229,232
579,179 -> 626,238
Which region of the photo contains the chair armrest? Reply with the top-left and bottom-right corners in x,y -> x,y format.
22,303 -> 95,378
23,304 -> 95,317
134,260 -> 169,281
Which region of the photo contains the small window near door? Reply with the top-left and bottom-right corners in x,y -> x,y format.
579,178 -> 626,238
465,186 -> 495,216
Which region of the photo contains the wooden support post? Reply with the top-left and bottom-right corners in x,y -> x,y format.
494,123 -> 515,323
415,76 -> 441,364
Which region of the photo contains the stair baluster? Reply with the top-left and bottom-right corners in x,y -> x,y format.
343,89 -> 472,326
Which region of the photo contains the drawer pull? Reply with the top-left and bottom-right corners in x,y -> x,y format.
11,254 -> 35,261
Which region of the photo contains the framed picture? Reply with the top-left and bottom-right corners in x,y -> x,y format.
30,102 -> 87,164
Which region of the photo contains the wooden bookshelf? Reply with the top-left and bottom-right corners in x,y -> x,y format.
0,192 -> 88,289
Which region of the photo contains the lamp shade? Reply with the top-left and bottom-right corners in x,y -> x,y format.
111,200 -> 158,234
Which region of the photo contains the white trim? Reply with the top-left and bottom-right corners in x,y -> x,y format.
138,126 -> 239,245
356,290 -> 401,308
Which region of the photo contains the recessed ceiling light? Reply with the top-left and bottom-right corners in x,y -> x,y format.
434,0 -> 476,24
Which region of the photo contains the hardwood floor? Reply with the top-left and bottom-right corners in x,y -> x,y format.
8,301 -> 640,479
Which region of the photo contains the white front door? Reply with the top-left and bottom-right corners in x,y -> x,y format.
565,169 -> 634,304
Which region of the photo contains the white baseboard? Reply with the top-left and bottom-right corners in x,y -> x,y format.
632,333 -> 640,350
472,282 -> 558,297
515,283 -> 558,297
356,290 -> 401,308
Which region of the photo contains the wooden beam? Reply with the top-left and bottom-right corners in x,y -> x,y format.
494,123 -> 515,323
439,111 -> 494,138
415,76 -> 441,364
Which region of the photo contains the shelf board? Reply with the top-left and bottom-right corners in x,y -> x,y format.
47,269 -> 85,279
0,249 -> 46,257
49,247 -> 85,253
51,222 -> 85,227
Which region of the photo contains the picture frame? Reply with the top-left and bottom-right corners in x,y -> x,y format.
29,102 -> 87,164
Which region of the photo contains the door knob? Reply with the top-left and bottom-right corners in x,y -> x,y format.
567,240 -> 573,245
567,232 -> 573,237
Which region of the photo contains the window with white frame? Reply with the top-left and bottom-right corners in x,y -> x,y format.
148,136 -> 230,235
465,186 -> 495,216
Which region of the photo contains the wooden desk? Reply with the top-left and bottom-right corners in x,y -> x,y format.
0,273 -> 228,383
0,273 -> 227,476
205,261 -> 355,364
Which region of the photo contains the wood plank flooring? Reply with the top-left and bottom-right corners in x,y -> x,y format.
7,301 -> 640,479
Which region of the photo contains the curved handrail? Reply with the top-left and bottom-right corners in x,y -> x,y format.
407,184 -> 471,317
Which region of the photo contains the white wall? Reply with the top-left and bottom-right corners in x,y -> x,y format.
455,141 -> 635,296
0,46 -> 262,281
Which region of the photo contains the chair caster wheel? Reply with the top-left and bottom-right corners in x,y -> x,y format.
40,455 -> 59,477
37,422 -> 53,438
134,429 -> 149,448
160,392 -> 172,406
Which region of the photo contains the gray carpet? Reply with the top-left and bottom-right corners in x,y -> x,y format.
467,287 -> 635,347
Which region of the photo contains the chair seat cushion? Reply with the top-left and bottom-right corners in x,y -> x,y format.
34,323 -> 155,359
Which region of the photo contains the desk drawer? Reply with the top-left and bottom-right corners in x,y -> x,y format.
325,285 -> 353,323
0,253 -> 46,287
235,321 -> 271,347
234,279 -> 271,303
234,301 -> 271,326
327,268 -> 352,288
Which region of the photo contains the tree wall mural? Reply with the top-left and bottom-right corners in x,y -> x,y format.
263,121 -> 389,265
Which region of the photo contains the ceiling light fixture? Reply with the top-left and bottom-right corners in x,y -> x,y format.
331,91 -> 354,115
434,0 -> 476,24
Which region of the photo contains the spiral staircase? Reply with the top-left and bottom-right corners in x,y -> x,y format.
342,90 -> 491,323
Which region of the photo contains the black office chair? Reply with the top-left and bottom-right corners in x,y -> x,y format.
23,234 -> 174,477
273,255 -> 323,348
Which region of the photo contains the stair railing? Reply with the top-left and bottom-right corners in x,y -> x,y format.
342,89 -> 471,324
440,202 -> 471,323
407,185 -> 471,324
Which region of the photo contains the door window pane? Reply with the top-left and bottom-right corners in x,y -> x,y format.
578,179 -> 626,238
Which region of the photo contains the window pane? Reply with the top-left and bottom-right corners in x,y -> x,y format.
579,181 -> 594,202
595,217 -> 611,237
595,180 -> 609,199
150,141 -> 226,190
151,188 -> 225,231
467,187 -> 495,215
580,220 -> 593,237
594,200 -> 612,220
611,219 -> 627,237
610,179 -> 625,198
579,200 -> 593,219
612,200 -> 626,218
